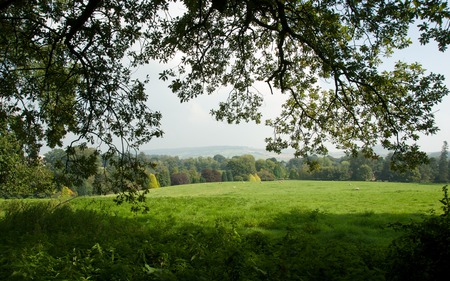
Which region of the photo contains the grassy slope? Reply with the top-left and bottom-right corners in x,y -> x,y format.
74,181 -> 443,244
0,181 -> 445,280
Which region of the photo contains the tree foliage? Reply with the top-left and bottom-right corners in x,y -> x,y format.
1,0 -> 450,196
201,168 -> 222,182
44,147 -> 99,189
0,0 -> 163,154
0,129 -> 54,197
147,173 -> 160,189
150,0 -> 449,168
170,172 -> 190,186
437,141 -> 449,183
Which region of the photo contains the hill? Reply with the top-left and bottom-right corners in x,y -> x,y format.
142,145 -> 297,160
143,145 -> 439,160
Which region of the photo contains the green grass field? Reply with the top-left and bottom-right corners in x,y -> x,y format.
0,181 -> 446,280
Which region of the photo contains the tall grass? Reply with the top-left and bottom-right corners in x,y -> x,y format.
0,181 -> 444,280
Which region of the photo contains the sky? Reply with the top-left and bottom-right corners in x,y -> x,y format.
138,28 -> 450,154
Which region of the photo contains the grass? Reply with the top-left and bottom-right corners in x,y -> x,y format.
0,180 -> 445,280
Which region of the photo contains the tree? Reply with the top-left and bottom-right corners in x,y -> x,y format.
255,159 -> 267,172
381,153 -> 422,182
418,161 -> 436,183
247,173 -> 260,182
1,0 -> 449,196
1,0 -> 163,154
273,163 -> 285,179
258,169 -> 276,181
153,0 -> 449,169
44,147 -> 100,190
201,168 -> 222,182
288,168 -> 298,180
337,161 -> 351,181
155,166 -> 171,187
0,129 -> 24,196
1,0 -> 163,203
213,154 -> 227,167
221,170 -> 229,182
436,141 -> 449,183
226,170 -> 234,182
147,173 -> 160,189
348,152 -> 378,180
0,129 -> 55,198
353,164 -> 374,181
93,168 -> 114,195
170,172 -> 190,186
227,155 -> 256,179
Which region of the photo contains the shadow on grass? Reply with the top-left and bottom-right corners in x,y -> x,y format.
0,201 -> 430,281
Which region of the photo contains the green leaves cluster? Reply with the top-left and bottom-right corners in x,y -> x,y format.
1,0 -> 163,159
0,129 -> 54,198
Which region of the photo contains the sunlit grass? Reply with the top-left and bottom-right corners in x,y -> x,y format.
69,180 -> 443,245
142,180 -> 442,214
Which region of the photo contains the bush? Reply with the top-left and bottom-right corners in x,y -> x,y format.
386,185 -> 450,281
233,175 -> 243,181
60,186 -> 76,197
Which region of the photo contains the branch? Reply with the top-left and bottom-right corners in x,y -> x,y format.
65,0 -> 103,45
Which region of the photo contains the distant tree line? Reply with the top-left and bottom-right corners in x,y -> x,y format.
2,140 -> 450,198
141,142 -> 450,187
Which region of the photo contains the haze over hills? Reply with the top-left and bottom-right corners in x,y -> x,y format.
143,146 -> 348,160
143,146 -> 288,160
143,145 -> 441,160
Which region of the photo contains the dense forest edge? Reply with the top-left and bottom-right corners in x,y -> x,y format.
2,140 -> 450,198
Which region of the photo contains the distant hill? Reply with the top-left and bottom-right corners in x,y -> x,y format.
143,145 -> 439,160
143,146 -> 296,160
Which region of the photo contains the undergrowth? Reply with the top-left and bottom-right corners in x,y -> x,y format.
386,185 -> 450,281
0,200 -> 388,280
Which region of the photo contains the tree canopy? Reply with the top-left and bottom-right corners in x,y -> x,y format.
1,0 -> 449,182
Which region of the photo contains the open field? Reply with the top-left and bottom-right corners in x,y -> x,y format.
0,181 -> 446,280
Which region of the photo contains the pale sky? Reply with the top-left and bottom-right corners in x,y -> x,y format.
139,30 -> 450,154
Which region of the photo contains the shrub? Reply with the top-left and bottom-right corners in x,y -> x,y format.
233,175 -> 243,181
386,185 -> 450,281
60,186 -> 76,197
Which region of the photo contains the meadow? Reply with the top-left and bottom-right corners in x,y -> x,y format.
0,181 -> 445,280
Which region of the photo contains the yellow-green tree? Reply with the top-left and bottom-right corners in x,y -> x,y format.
147,173 -> 160,189
248,174 -> 261,182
